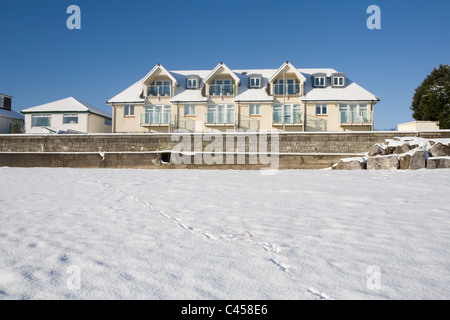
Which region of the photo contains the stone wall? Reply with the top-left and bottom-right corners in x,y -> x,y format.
0,131 -> 449,169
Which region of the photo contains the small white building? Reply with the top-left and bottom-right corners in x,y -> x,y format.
398,120 -> 440,131
0,93 -> 24,133
21,97 -> 112,134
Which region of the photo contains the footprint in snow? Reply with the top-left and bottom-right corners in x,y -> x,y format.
307,288 -> 332,300
269,258 -> 289,272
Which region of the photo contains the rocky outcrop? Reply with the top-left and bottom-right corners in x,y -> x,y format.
367,155 -> 399,170
427,157 -> 450,169
332,137 -> 450,170
332,158 -> 366,170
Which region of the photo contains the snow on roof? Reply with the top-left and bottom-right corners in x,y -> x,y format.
0,108 -> 24,120
269,61 -> 307,83
107,66 -> 379,104
21,97 -> 112,118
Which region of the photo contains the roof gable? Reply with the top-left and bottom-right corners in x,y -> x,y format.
203,62 -> 241,85
269,61 -> 306,83
142,64 -> 178,86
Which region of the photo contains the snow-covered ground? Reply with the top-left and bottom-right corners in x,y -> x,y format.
0,167 -> 449,300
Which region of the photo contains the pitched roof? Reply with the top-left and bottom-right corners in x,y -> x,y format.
268,61 -> 306,83
0,108 -> 23,120
21,97 -> 112,118
107,65 -> 379,104
203,62 -> 241,85
142,64 -> 178,86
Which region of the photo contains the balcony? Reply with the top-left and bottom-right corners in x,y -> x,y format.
140,111 -> 174,126
273,83 -> 300,96
272,110 -> 303,125
204,110 -> 235,126
147,85 -> 172,97
339,111 -> 373,126
209,84 -> 236,97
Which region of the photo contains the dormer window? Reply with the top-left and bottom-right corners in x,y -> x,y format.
312,73 -> 327,88
249,74 -> 262,88
187,78 -> 197,89
331,73 -> 346,87
186,75 -> 201,90
314,77 -> 325,87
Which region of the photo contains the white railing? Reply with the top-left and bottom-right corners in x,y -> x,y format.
140,112 -> 173,126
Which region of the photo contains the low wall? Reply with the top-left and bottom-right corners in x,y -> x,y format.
0,131 -> 449,169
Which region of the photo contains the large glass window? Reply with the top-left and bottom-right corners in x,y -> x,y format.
339,104 -> 370,123
147,81 -> 171,96
273,104 -> 302,124
206,105 -> 235,124
31,114 -> 51,127
63,114 -> 79,124
144,105 -> 171,124
274,79 -> 300,95
210,80 -> 234,96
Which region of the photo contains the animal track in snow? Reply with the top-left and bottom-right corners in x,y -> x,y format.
307,288 -> 332,300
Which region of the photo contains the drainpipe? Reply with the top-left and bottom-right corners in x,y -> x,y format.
237,102 -> 241,130
112,105 -> 116,133
303,103 -> 307,132
282,67 -> 286,132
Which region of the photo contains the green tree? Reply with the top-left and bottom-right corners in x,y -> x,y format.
411,64 -> 450,129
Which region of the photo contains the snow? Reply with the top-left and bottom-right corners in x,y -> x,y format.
1,168 -> 449,300
21,97 -> 111,119
0,108 -> 23,120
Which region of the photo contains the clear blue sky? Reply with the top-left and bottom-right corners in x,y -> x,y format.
1,0 -> 449,130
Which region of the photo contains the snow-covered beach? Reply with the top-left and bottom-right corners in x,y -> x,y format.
0,167 -> 449,300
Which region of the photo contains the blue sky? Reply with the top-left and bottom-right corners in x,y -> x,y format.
0,0 -> 449,130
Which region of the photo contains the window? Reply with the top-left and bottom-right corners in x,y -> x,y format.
273,104 -> 302,124
314,77 -> 325,87
316,104 -> 327,115
249,77 -> 261,88
210,79 -> 234,95
187,79 -> 197,89
124,105 -> 135,116
144,105 -> 171,124
206,105 -> 235,124
147,81 -> 171,96
31,114 -> 51,127
339,104 -> 370,123
249,104 -> 261,116
184,104 -> 196,116
274,79 -> 300,95
333,77 -> 344,86
104,118 -> 112,126
63,114 -> 79,124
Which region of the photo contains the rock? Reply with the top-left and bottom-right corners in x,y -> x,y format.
367,155 -> 399,170
427,157 -> 450,169
393,143 -> 410,154
332,158 -> 366,170
410,150 -> 426,170
429,142 -> 450,157
398,154 -> 411,170
368,143 -> 387,156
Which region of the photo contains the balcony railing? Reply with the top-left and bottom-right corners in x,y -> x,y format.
140,111 -> 173,126
274,83 -> 300,96
273,110 -> 303,125
204,111 -> 235,125
339,111 -> 373,125
239,115 -> 260,130
209,84 -> 235,96
147,85 -> 172,97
